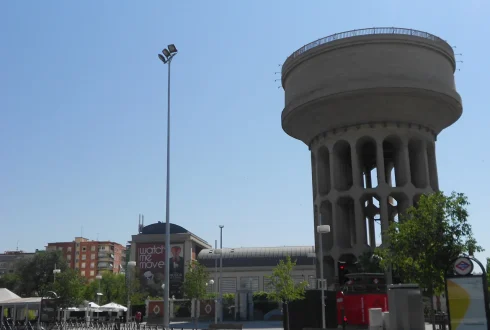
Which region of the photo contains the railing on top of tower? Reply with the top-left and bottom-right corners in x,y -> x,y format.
285,27 -> 448,63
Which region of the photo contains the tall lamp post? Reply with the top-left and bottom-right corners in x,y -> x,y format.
218,225 -> 224,322
96,274 -> 103,321
158,43 -> 178,330
53,265 -> 61,283
214,240 -> 218,324
206,279 -> 216,323
127,261 -> 137,323
317,224 -> 330,329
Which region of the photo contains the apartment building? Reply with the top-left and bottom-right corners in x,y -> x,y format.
0,250 -> 37,277
46,237 -> 125,280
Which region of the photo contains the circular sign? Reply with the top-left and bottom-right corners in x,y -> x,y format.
205,304 -> 212,314
153,305 -> 161,315
373,278 -> 379,284
453,257 -> 473,275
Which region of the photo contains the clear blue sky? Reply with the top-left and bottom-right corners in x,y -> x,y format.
1,1 -> 489,265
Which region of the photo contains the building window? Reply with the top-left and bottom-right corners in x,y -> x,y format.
91,246 -> 96,251
82,255 -> 86,260
292,275 -> 305,285
82,247 -> 86,252
90,270 -> 95,276
263,277 -> 274,292
81,262 -> 86,268
240,276 -> 259,292
219,277 -> 237,294
75,258 -> 79,263
91,254 -> 95,260
67,255 -> 72,260
81,270 -> 85,276
68,247 -> 72,252
76,243 -> 80,247
90,262 -> 95,269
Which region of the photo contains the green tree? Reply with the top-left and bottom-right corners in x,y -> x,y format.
0,273 -> 22,292
357,251 -> 384,273
15,250 -> 68,297
83,271 -> 127,305
44,268 -> 86,308
266,256 -> 308,330
182,261 -> 209,328
376,191 -> 482,330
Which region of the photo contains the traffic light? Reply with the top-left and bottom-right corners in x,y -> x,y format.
338,261 -> 347,284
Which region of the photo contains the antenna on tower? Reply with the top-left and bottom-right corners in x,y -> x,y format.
138,214 -> 144,233
16,241 -> 19,251
81,226 -> 83,238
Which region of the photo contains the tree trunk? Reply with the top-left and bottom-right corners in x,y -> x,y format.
429,286 -> 436,330
284,302 -> 290,330
194,299 -> 199,330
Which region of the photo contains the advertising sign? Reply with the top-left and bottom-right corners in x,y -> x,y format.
199,299 -> 215,318
447,276 -> 488,330
40,298 -> 58,323
137,243 -> 184,297
146,301 -> 164,324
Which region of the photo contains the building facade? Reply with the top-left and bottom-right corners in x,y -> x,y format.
46,237 -> 126,280
280,27 -> 462,282
0,251 -> 37,277
127,222 -> 316,296
197,246 -> 315,294
128,222 -> 211,299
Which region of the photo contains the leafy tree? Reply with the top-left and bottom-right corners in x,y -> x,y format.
0,273 -> 22,292
182,261 -> 209,328
44,268 -> 86,308
15,250 -> 68,297
127,268 -> 147,306
266,256 -> 308,330
222,293 -> 235,305
376,191 -> 482,330
357,251 -> 384,273
83,271 -> 127,305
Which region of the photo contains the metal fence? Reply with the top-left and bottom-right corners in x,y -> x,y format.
288,27 -> 447,60
1,322 -> 203,330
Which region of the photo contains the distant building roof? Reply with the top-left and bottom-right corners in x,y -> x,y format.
0,297 -> 42,306
0,288 -> 21,302
197,246 -> 315,268
140,223 -> 189,235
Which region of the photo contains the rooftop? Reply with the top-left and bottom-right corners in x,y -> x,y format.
197,246 -> 315,268
283,27 -> 451,70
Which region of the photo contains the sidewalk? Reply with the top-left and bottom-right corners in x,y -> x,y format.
149,320 -> 438,329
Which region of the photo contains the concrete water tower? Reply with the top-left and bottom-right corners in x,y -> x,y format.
281,28 -> 462,283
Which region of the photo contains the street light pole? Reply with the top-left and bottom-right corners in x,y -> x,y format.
127,261 -> 136,323
53,264 -> 60,283
158,44 -> 178,330
219,225 -> 224,322
214,240 -> 218,324
317,224 -> 330,329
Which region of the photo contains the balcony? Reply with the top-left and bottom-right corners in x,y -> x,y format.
98,252 -> 115,260
97,262 -> 114,269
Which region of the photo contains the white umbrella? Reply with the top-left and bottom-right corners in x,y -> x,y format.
87,302 -> 100,308
100,302 -> 127,312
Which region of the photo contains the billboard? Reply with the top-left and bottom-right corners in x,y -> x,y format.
447,276 -> 488,330
137,243 -> 184,298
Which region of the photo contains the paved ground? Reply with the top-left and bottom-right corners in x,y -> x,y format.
165,320 -> 439,329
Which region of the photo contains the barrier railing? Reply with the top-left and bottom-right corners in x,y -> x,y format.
287,27 -> 447,61
0,321 -> 204,330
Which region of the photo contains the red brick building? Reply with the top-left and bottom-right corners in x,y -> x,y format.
46,237 -> 125,281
